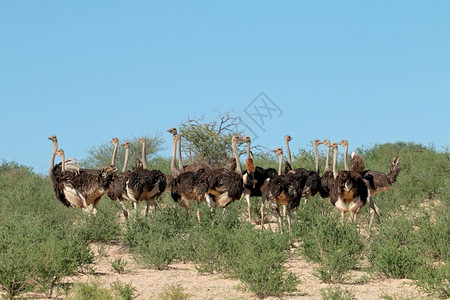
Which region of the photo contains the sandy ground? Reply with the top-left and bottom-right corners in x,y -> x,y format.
54,241 -> 424,300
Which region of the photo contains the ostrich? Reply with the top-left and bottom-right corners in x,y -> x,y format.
350,151 -> 401,226
167,132 -> 210,221
197,136 -> 244,211
319,139 -> 335,199
125,138 -> 168,216
350,151 -> 365,173
48,135 -> 79,207
107,139 -> 133,218
167,128 -> 181,176
53,148 -> 117,215
330,142 -> 368,222
284,137 -> 322,204
242,136 -> 278,222
262,147 -> 300,234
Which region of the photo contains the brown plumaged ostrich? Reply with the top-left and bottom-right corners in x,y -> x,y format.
262,147 -> 300,234
125,138 -> 169,216
106,139 -> 133,218
319,139 -> 335,199
167,128 -> 181,176
283,137 -> 322,204
350,151 -> 365,173
197,136 -> 244,211
53,148 -> 117,215
167,132 -> 210,221
330,142 -> 368,222
242,136 -> 278,222
350,151 -> 401,226
48,135 -> 78,207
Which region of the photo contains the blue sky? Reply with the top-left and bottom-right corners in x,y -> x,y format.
1,1 -> 449,174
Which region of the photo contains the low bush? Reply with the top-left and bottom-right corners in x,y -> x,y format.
299,213 -> 363,283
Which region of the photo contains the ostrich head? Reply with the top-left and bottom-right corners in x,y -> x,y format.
111,137 -> 119,145
313,139 -> 321,146
272,147 -> 283,156
231,136 -> 242,143
48,135 -> 57,142
139,138 -> 146,145
55,149 -> 64,157
167,127 -> 178,136
284,135 -> 292,142
331,142 -> 338,150
323,139 -> 331,146
122,142 -> 130,149
242,136 -> 251,143
339,139 -> 348,148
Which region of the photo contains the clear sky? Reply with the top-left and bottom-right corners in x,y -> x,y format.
1,1 -> 449,174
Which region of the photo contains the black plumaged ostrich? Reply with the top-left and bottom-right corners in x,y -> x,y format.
125,138 -> 169,216
167,131 -> 210,221
196,136 -> 244,211
242,136 -> 278,222
319,139 -> 335,199
284,137 -> 322,204
106,138 -> 133,218
350,151 -> 401,226
330,142 -> 368,222
53,148 -> 116,215
262,147 -> 301,234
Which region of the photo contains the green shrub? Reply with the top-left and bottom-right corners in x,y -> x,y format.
369,216 -> 425,279
110,281 -> 137,300
74,200 -> 122,243
299,214 -> 363,283
320,286 -> 357,300
68,279 -> 112,300
111,258 -> 127,274
158,283 -> 190,300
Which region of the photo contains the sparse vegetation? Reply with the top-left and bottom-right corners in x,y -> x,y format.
0,140 -> 449,299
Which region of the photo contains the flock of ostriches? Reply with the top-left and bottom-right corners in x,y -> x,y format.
48,128 -> 401,233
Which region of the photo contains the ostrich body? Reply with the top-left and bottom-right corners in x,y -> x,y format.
167,131 -> 210,221
262,148 -> 301,234
125,138 -> 167,215
242,136 -> 278,222
106,139 -> 133,218
54,148 -> 116,215
350,152 -> 401,225
330,142 -> 368,221
284,137 -> 322,204
197,136 -> 244,210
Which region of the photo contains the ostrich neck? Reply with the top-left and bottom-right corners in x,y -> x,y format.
285,139 -> 292,165
314,143 -> 319,174
333,147 -> 338,179
277,153 -> 283,175
177,135 -> 184,170
324,146 -> 330,173
343,145 -> 349,171
122,148 -> 129,173
141,141 -> 147,169
246,140 -> 251,159
111,143 -> 118,166
232,140 -> 242,175
170,136 -> 177,175
49,140 -> 58,176
60,153 -> 66,172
